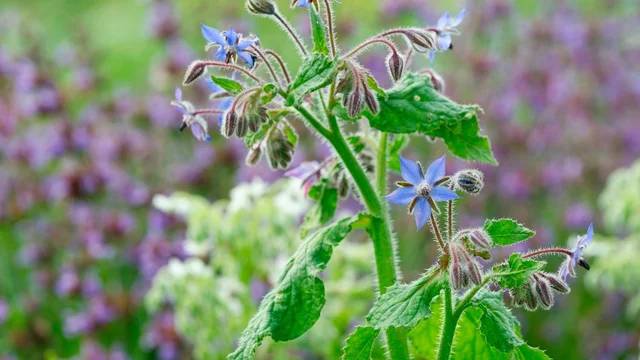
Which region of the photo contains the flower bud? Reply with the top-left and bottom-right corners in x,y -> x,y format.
453,169 -> 484,195
245,145 -> 262,166
423,68 -> 446,93
183,61 -> 206,85
346,82 -> 364,118
363,82 -> 379,114
531,273 -> 554,309
449,243 -> 482,290
266,128 -> 295,169
539,272 -> 570,294
235,114 -> 248,138
468,228 -> 491,249
222,111 -> 237,138
387,51 -> 404,82
247,0 -> 276,15
400,29 -> 437,53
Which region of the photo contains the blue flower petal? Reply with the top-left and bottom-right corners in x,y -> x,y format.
413,197 -> 431,230
428,50 -> 436,62
214,47 -> 227,61
224,29 -> 238,45
425,156 -> 446,185
174,88 -> 182,101
437,12 -> 450,30
431,186 -> 458,202
385,187 -> 416,205
201,24 -> 226,46
437,34 -> 452,51
190,121 -> 209,142
238,51 -> 255,68
237,38 -> 256,51
450,8 -> 466,27
400,157 -> 423,184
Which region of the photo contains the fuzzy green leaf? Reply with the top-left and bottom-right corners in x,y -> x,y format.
492,254 -> 546,290
471,291 -> 524,352
288,55 -> 338,102
309,5 -> 329,55
210,75 -> 244,95
367,270 -> 445,329
364,73 -> 497,165
484,218 -> 535,246
228,216 -> 360,360
342,326 -> 380,360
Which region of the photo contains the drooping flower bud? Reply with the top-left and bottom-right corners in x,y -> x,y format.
346,81 -> 364,118
245,145 -> 262,166
363,80 -> 380,114
183,61 -> 207,85
265,127 -> 295,169
531,273 -> 554,309
247,0 -> 276,15
399,29 -> 437,53
387,51 -> 404,82
449,243 -> 482,290
222,111 -> 237,138
452,169 -> 484,195
468,228 -> 491,249
538,272 -> 570,294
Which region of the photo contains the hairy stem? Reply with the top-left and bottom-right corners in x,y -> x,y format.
199,61 -> 262,82
437,283 -> 456,360
294,105 -> 409,360
265,50 -> 291,83
273,12 -> 309,56
344,37 -> 399,58
430,213 -> 448,254
249,46 -> 281,85
376,133 -> 389,196
322,0 -> 337,57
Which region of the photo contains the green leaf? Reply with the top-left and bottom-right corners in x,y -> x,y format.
301,179 -> 339,237
210,75 -> 244,95
282,120 -> 298,147
228,216 -> 360,360
309,5 -> 329,55
484,218 -> 535,246
410,296 -> 550,360
492,254 -> 546,290
408,296 -> 444,360
288,55 -> 338,102
342,326 -> 380,360
366,269 -> 445,329
388,134 -> 410,173
470,291 -> 524,352
364,73 -> 497,165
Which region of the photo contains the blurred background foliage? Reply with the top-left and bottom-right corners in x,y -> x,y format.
0,0 -> 638,359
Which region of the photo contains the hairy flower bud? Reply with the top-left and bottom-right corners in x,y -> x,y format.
400,29 -> 437,53
346,82 -> 364,118
538,272 -> 570,294
449,243 -> 482,290
245,145 -> 262,166
531,273 -> 554,309
387,51 -> 404,82
235,114 -> 248,138
363,81 -> 379,114
183,61 -> 206,85
222,111 -> 237,138
266,128 -> 294,169
247,0 -> 276,15
468,228 -> 491,249
452,169 -> 484,194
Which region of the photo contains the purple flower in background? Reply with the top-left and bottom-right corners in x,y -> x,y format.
285,161 -> 322,195
201,25 -> 257,68
171,88 -> 211,142
386,156 -> 458,229
559,223 -> 594,280
429,9 -> 466,61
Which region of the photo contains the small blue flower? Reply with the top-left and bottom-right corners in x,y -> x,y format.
429,8 -> 466,62
201,25 -> 258,68
292,0 -> 313,8
386,156 -> 458,229
171,88 -> 211,142
559,223 -> 594,280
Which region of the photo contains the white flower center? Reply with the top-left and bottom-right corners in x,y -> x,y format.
416,182 -> 432,197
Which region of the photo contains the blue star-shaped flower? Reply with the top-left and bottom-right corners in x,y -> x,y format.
559,223 -> 594,280
171,88 -> 211,142
386,156 -> 458,229
429,8 -> 466,62
201,25 -> 258,68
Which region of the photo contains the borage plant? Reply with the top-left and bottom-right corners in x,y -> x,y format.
174,1 -> 593,359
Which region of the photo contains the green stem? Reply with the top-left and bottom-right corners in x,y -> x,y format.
376,133 -> 389,196
437,276 -> 492,360
294,105 -> 409,360
437,283 -> 456,360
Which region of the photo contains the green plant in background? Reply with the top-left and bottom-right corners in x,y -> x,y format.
161,0 -> 596,359
587,160 -> 640,319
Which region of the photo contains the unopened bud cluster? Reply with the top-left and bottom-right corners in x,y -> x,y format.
452,169 -> 484,194
448,242 -> 482,290
338,62 -> 380,117
510,271 -> 570,311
